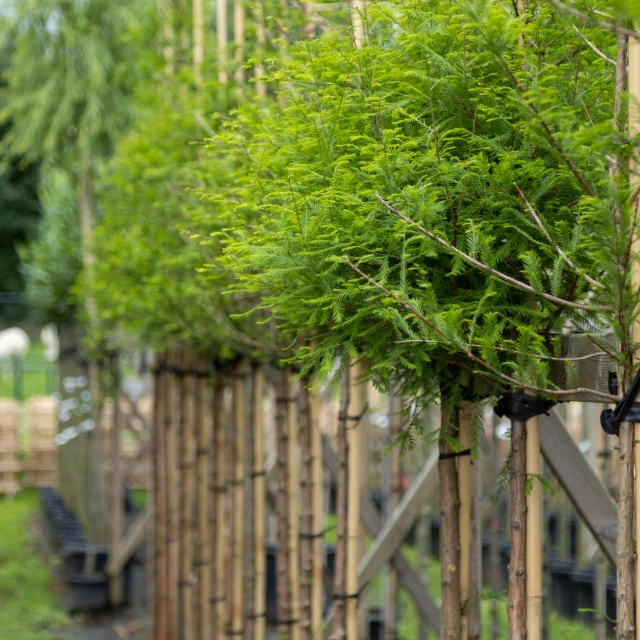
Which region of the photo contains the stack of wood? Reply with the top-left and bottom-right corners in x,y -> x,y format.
0,398 -> 21,495
25,396 -> 58,487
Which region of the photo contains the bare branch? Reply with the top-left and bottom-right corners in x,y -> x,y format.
375,194 -> 613,313
513,182 -> 604,290
571,25 -> 615,66
343,256 -> 618,402
546,0 -> 640,39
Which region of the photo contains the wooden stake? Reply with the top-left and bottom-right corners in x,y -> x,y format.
287,372 -> 301,640
255,0 -> 266,100
439,401 -> 462,640
230,361 -> 246,637
383,391 -> 401,640
216,0 -> 228,84
152,353 -> 168,640
331,367 -> 350,640
180,351 -> 196,640
310,384 -> 323,640
276,367 -> 292,638
166,349 -> 180,639
468,426 -> 482,640
253,364 -> 267,640
196,358 -> 212,639
458,401 -> 472,640
300,382 -> 314,639
508,419 -> 526,640
526,416 -> 542,640
109,356 -> 124,607
489,420 -> 502,640
193,0 -> 204,85
233,0 -> 244,87
213,374 -> 227,639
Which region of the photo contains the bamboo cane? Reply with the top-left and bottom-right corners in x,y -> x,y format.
213,374 -> 227,639
345,362 -> 364,640
287,372 -> 301,640
458,401 -> 472,640
526,416 -> 542,640
217,0 -> 228,84
629,29 -> 640,640
196,357 -> 212,639
331,366 -> 350,640
383,391 -> 401,640
193,0 -> 204,86
300,382 -> 314,639
310,383 -> 323,640
233,0 -> 244,87
255,0 -> 266,100
252,364 -> 267,640
508,419 -> 527,640
180,351 -> 196,640
468,423 -> 482,640
166,348 -> 180,638
109,356 -> 124,607
230,361 -> 246,637
152,352 -> 167,640
276,367 -> 292,638
490,420 -> 502,640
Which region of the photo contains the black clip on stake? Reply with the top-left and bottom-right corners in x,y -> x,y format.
600,368 -> 640,436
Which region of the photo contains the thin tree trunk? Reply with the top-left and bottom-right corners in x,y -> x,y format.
196,357 -> 212,639
109,355 -> 124,607
508,419 -> 526,640
230,361 -> 246,637
213,374 -> 227,639
439,402 -> 462,640
252,364 -> 267,640
276,367 -> 292,638
300,382 -> 314,640
331,367 -> 350,640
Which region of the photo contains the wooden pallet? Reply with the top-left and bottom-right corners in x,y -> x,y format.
25,396 -> 58,488
0,399 -> 20,496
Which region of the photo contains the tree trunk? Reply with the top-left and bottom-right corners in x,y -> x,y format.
439,403 -> 462,640
616,421 -> 635,640
508,419 -> 526,640
331,367 -> 350,640
276,368 -> 292,638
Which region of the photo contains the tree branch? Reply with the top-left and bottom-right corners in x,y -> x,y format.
512,182 -> 604,289
571,25 -> 616,66
546,0 -> 640,39
375,194 -> 613,313
343,256 -> 618,401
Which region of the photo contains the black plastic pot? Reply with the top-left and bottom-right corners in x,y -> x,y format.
64,571 -> 109,612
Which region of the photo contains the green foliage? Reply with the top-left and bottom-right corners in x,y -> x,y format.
18,170 -> 82,325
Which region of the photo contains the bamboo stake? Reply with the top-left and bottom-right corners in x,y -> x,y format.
180,351 -> 196,640
276,367 -> 292,638
345,361 -> 364,640
526,416 -> 542,640
287,372 -> 301,640
233,0 -> 244,87
196,357 -> 212,639
630,27 -> 640,640
458,401 -> 472,640
252,364 -> 267,640
489,421 -> 502,640
468,424 -> 482,640
217,0 -> 228,84
331,367 -> 350,640
439,400 -> 462,640
310,383 -> 323,640
109,356 -> 124,607
300,382 -> 314,639
508,419 -> 526,640
383,391 -> 401,640
255,0 -> 266,100
213,374 -> 227,639
152,353 -> 168,640
193,0 -> 204,85
230,361 -> 246,637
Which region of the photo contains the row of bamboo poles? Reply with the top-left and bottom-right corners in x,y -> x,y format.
151,347 -> 356,640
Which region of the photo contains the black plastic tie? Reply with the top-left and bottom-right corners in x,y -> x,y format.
439,449 -> 471,461
248,612 -> 267,619
495,393 -> 555,422
299,525 -> 336,540
601,367 -> 640,437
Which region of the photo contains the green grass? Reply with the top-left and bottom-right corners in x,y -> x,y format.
0,345 -> 57,400
0,490 -> 69,639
